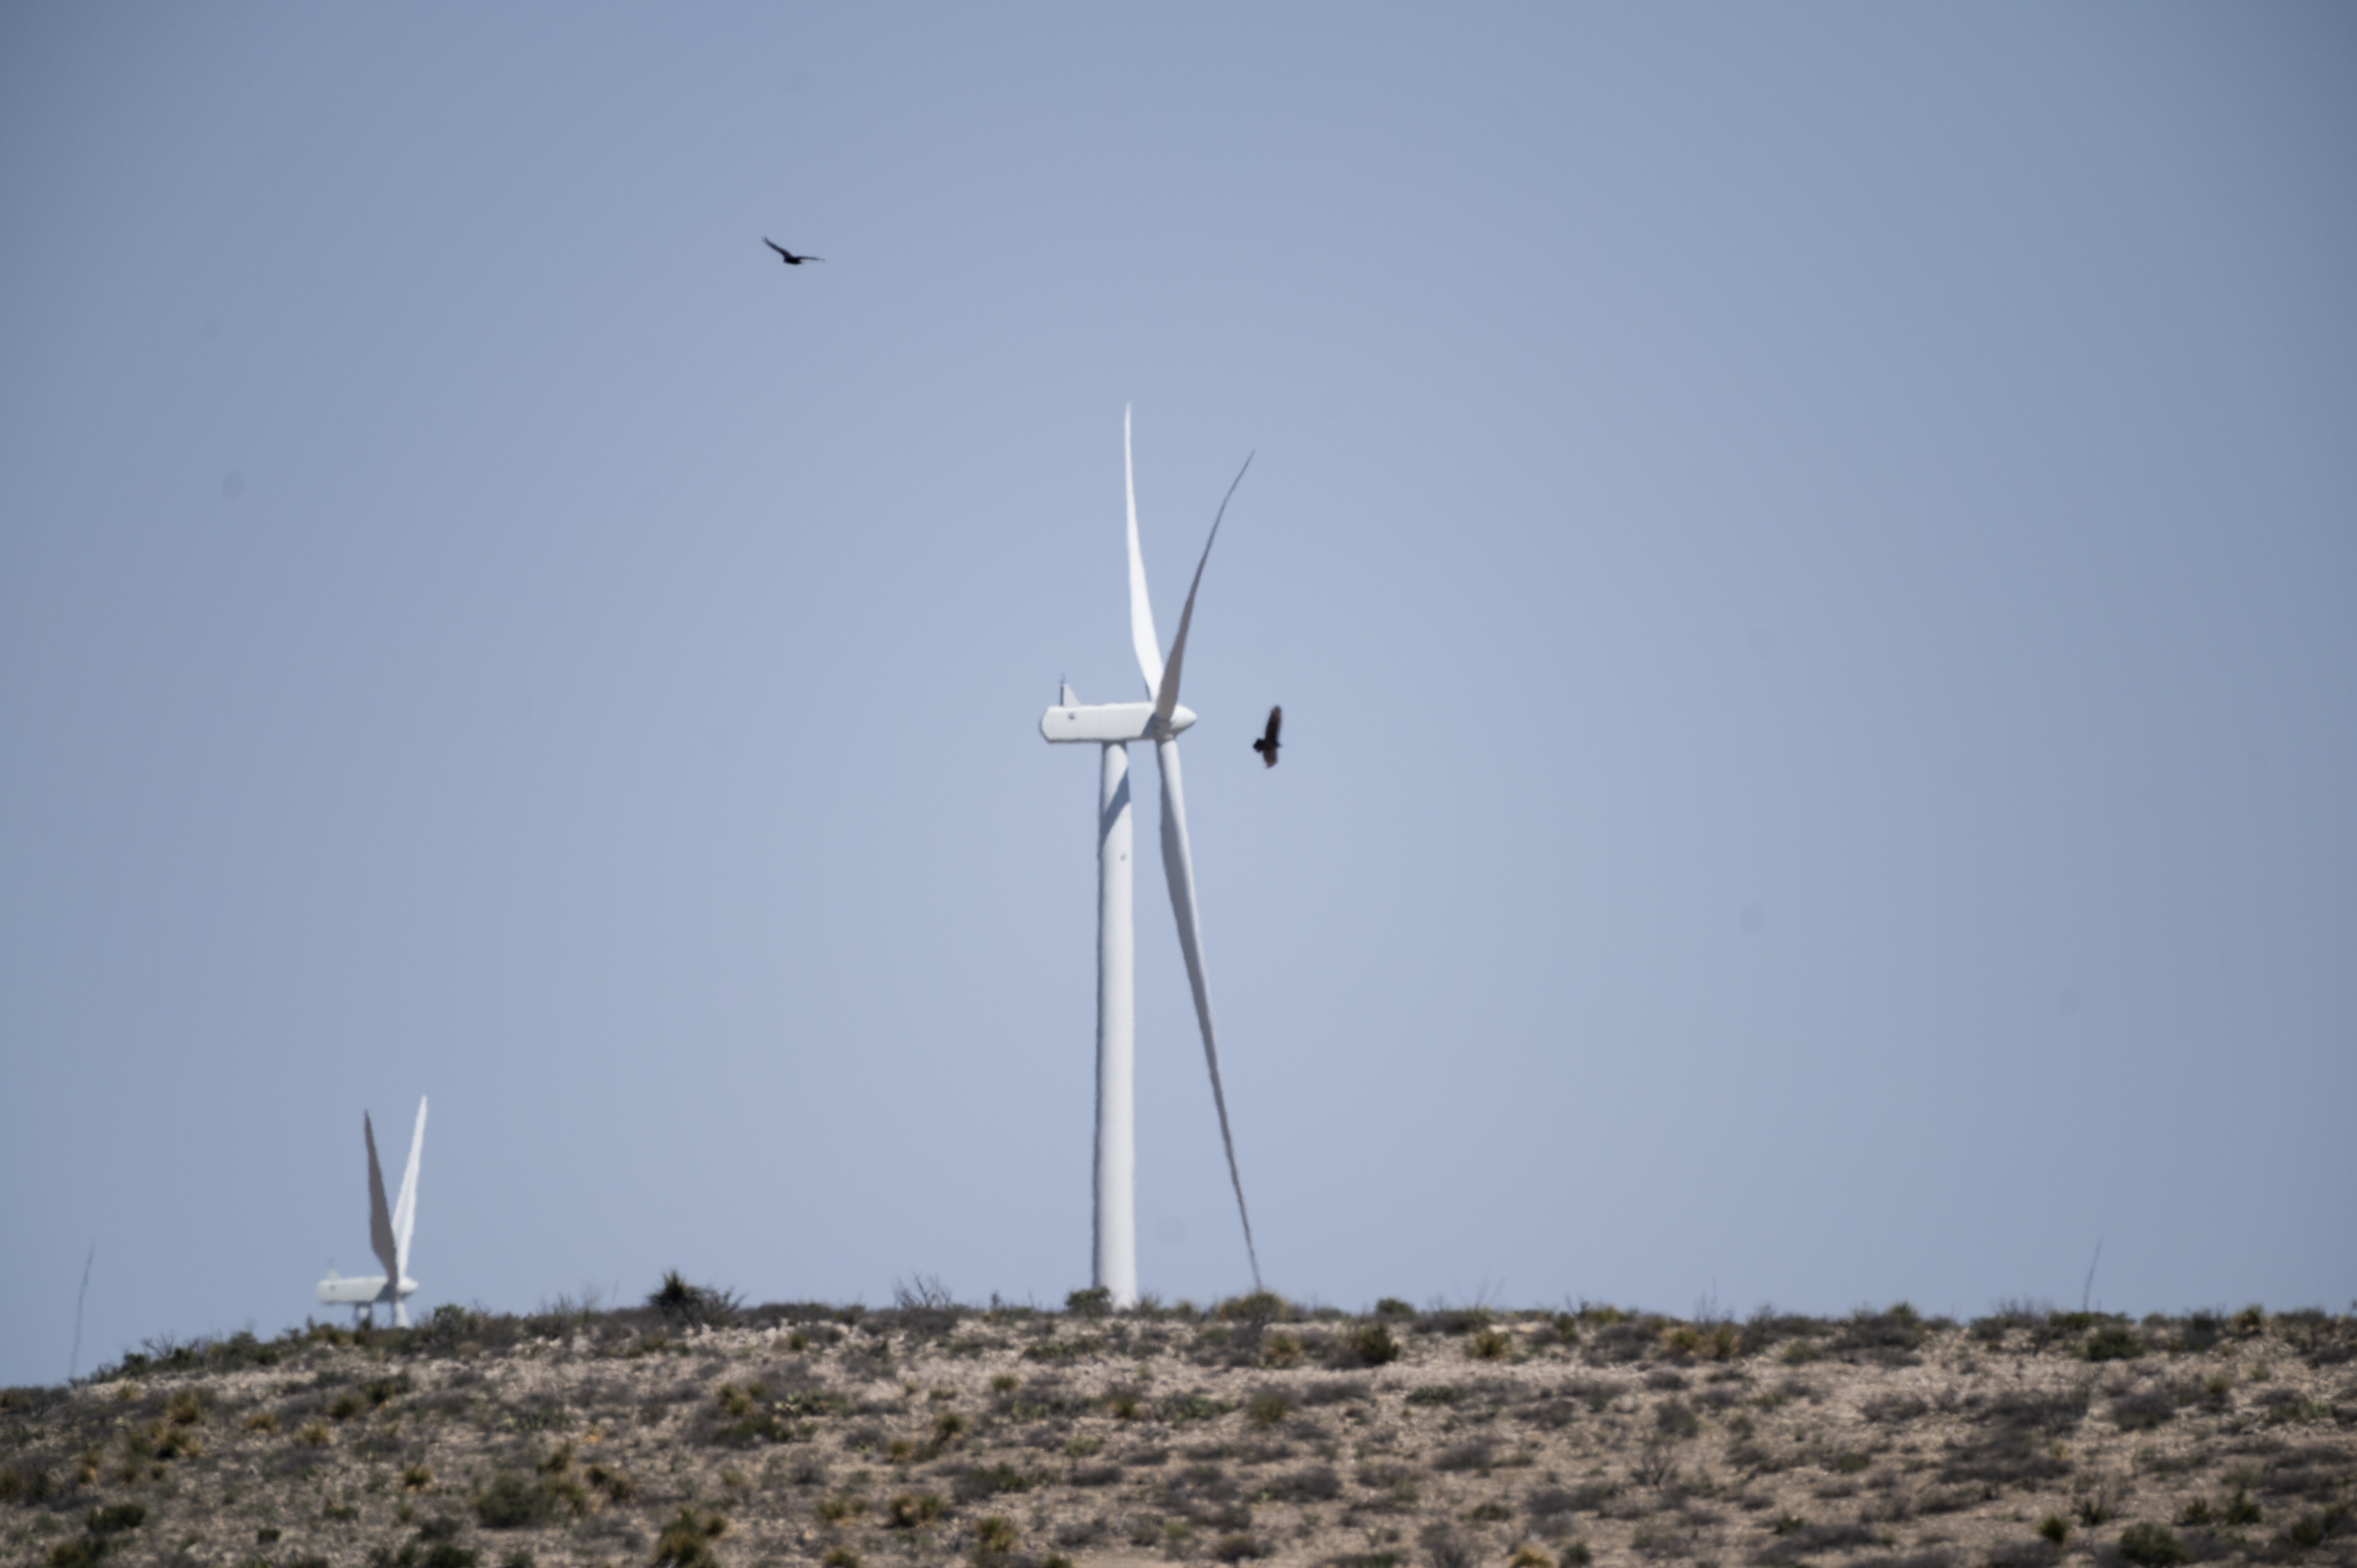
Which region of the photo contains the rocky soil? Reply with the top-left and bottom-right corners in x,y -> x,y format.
5,1298 -> 2352,1568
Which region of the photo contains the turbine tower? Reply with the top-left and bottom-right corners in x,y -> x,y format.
1040,408 -> 1260,1308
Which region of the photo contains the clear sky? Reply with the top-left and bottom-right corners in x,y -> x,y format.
3,4 -> 2352,1390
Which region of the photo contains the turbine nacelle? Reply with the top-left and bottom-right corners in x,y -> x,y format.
316,1270 -> 419,1307
1039,701 -> 1197,745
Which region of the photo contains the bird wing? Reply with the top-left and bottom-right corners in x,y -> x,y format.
764,238 -> 788,258
1264,706 -> 1282,745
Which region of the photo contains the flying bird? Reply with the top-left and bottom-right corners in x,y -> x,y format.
764,238 -> 824,266
1251,706 -> 1282,768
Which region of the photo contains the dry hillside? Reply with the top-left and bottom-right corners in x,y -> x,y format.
5,1293 -> 2352,1568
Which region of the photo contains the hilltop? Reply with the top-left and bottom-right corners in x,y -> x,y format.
4,1294 -> 2352,1568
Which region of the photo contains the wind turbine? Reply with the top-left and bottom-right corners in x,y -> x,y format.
1039,408 -> 1260,1309
316,1097 -> 427,1327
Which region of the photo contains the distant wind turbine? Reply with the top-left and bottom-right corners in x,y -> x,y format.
1040,408 -> 1261,1308
316,1098 -> 427,1327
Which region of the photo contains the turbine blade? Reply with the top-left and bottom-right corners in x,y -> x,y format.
391,1097 -> 426,1278
1125,406 -> 1164,699
1151,454 -> 1252,732
364,1114 -> 399,1285
1154,736 -> 1263,1293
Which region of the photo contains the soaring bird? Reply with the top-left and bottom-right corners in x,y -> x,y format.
764,238 -> 824,266
1251,706 -> 1282,768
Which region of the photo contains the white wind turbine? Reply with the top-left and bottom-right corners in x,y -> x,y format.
315,1097 -> 427,1327
1039,408 -> 1260,1309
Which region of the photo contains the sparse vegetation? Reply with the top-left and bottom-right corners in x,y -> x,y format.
0,1295 -> 2342,1568
2117,1522 -> 2190,1566
647,1271 -> 740,1329
650,1507 -> 728,1568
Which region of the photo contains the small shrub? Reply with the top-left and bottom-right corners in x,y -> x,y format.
297,1422 -> 332,1448
1375,1298 -> 1415,1319
887,1493 -> 943,1528
2116,1523 -> 2189,1566
1065,1287 -> 1112,1318
86,1504 -> 146,1536
974,1515 -> 1019,1561
165,1391 -> 203,1426
1263,1332 -> 1302,1368
2275,1506 -> 2350,1554
329,1393 -> 363,1421
1350,1326 -> 1403,1367
2084,1325 -> 2144,1362
2225,1490 -> 2262,1526
2,1464 -> 54,1503
816,1494 -> 868,1525
1218,1291 -> 1290,1324
651,1508 -> 728,1568
821,1550 -> 861,1568
956,1463 -> 1036,1501
1629,1444 -> 1678,1488
1470,1330 -> 1511,1361
648,1271 -> 740,1328
2179,1498 -> 2213,1526
1164,1393 -> 1232,1423
1511,1549 -> 1554,1568
474,1472 -> 552,1530
403,1463 -> 434,1491
1433,1439 -> 1495,1473
1422,1527 -> 1475,1568
139,1420 -> 200,1459
243,1410 -> 278,1433
1248,1392 -> 1291,1429
1214,1533 -> 1268,1561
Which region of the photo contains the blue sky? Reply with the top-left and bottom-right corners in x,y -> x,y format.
3,4 -> 2352,1389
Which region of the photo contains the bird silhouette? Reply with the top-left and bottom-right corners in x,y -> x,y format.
1251,706 -> 1282,768
764,238 -> 824,266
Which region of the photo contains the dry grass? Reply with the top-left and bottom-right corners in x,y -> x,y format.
1,1303 -> 2351,1568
